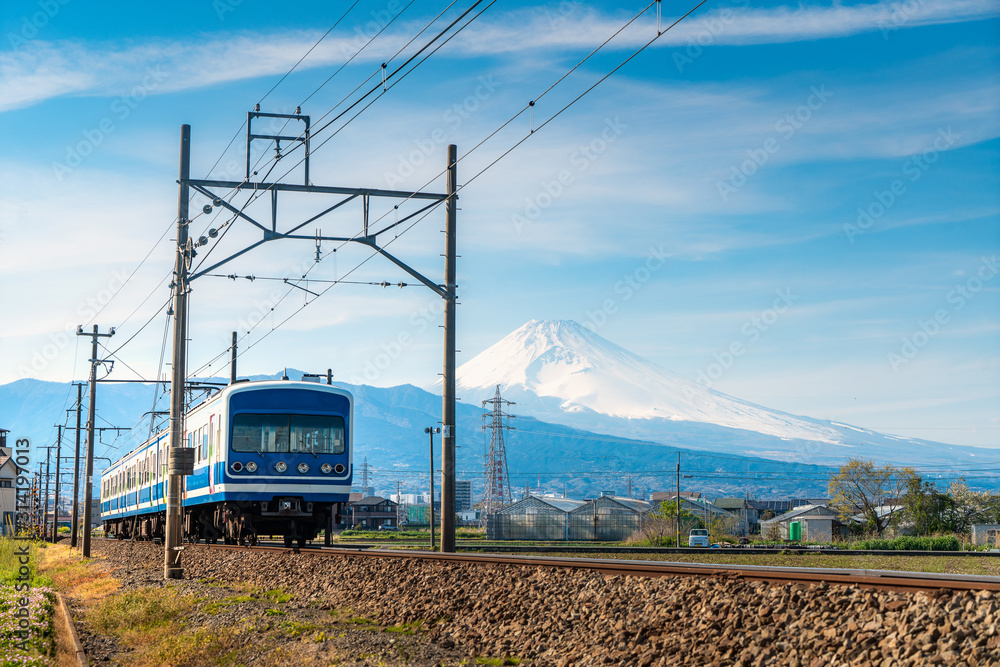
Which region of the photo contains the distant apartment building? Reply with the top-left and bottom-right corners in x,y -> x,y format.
455,480 -> 472,511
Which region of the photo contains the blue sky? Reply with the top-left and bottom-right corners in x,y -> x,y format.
1,0 -> 998,448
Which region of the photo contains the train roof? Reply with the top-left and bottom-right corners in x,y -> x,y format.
103,380 -> 353,471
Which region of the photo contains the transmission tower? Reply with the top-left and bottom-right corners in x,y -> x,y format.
396,480 -> 407,528
359,457 -> 374,497
480,385 -> 515,527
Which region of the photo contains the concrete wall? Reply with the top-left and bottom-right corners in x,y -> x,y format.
972,524 -> 1000,547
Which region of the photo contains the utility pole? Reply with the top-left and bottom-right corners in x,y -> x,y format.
165,124 -> 192,580
52,426 -> 63,543
42,447 -> 52,539
396,481 -> 405,528
442,144 -> 458,552
77,325 -> 114,557
675,453 -> 681,548
230,331 -> 237,384
425,426 -> 440,551
71,383 -> 83,547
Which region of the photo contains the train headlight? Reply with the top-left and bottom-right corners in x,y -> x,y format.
275,461 -> 287,473
320,463 -> 333,474
334,463 -> 346,474
245,461 -> 257,473
231,462 -> 243,473
297,462 -> 310,474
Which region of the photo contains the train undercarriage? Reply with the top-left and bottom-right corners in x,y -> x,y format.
103,498 -> 343,549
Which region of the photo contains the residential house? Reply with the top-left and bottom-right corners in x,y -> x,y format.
650,491 -> 702,502
714,498 -> 768,536
0,435 -> 17,535
347,496 -> 399,529
757,498 -> 830,515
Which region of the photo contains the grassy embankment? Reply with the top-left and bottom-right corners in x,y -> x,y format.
34,543 -> 519,666
0,536 -> 56,666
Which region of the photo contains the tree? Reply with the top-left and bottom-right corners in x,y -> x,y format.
949,479 -> 1000,532
636,500 -> 698,546
829,458 -> 919,537
899,477 -> 954,535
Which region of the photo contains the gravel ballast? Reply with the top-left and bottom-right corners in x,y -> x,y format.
89,541 -> 1000,666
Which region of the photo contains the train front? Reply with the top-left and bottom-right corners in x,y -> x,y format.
220,381 -> 353,547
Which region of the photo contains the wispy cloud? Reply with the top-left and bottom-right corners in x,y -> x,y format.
2,1 -> 997,112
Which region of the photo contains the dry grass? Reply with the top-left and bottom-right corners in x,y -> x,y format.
52,596 -> 83,667
40,543 -> 120,603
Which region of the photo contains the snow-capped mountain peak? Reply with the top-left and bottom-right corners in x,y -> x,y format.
454,319 -> 841,443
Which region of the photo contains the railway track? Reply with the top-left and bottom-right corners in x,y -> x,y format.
186,541 -> 1000,594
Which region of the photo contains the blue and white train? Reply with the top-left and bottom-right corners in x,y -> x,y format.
100,380 -> 353,547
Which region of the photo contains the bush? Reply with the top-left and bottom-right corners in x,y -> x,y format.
851,535 -> 960,551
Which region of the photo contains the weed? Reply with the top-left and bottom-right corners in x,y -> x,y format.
277,620 -> 317,637
385,621 -> 423,635
90,587 -> 197,639
346,615 -> 374,625
264,588 -> 291,603
265,608 -> 286,616
126,627 -> 242,667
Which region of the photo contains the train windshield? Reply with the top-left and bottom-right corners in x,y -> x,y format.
231,414 -> 346,454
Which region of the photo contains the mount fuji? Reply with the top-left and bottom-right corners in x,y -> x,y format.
451,320 -> 992,468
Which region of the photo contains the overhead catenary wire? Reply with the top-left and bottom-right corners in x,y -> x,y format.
186,0 -> 708,380
103,1 -> 425,368
187,0 -> 481,278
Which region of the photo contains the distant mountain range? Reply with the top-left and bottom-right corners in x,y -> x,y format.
2,320 -> 996,500
449,320 -> 995,469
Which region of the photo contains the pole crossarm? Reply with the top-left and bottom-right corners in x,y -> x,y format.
368,242 -> 449,300
185,181 -> 450,284
189,183 -> 270,234
185,179 -> 448,201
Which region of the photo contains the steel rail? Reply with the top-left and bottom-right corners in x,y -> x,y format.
184,542 -> 1000,594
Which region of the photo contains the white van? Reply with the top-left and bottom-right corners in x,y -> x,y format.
688,528 -> 710,547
